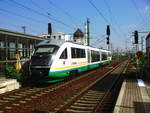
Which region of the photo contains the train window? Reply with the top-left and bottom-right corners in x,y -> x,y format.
91,50 -> 100,62
71,48 -> 76,58
71,47 -> 85,58
60,48 -> 67,59
35,45 -> 58,54
102,52 -> 107,60
80,49 -> 86,58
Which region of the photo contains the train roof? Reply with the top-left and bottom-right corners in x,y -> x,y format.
36,39 -> 67,47
36,39 -> 88,47
37,39 -> 111,52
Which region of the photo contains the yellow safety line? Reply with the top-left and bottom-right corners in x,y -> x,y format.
53,63 -> 87,70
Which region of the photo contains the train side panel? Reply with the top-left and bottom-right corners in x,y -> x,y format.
49,43 -> 88,81
47,44 -> 111,82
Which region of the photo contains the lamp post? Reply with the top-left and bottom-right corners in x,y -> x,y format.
22,26 -> 26,34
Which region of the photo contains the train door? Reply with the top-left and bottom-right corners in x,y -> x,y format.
100,51 -> 102,61
59,47 -> 70,67
87,49 -> 91,64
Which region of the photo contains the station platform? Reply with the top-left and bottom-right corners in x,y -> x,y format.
113,78 -> 150,113
0,77 -> 20,94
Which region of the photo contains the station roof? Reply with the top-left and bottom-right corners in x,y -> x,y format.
0,28 -> 48,41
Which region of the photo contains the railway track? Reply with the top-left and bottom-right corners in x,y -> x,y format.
0,60 -> 126,113
56,60 -> 129,113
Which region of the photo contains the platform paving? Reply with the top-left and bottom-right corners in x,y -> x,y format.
113,79 -> 150,113
0,77 -> 20,94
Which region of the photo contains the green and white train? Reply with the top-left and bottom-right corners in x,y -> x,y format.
29,40 -> 112,83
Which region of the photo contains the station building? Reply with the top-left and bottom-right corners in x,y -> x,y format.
38,32 -> 73,41
38,28 -> 87,45
0,28 -> 47,76
73,28 -> 87,45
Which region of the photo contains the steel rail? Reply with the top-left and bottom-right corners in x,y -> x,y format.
93,60 -> 130,113
56,60 -> 127,113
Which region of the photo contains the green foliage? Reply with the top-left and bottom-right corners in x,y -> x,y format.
6,65 -> 22,81
130,56 -> 146,67
131,57 -> 136,66
112,55 -> 118,61
139,56 -> 146,65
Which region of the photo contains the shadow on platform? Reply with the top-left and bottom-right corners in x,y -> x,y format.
134,101 -> 150,113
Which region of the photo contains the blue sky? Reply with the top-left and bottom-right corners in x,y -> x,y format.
0,0 -> 150,50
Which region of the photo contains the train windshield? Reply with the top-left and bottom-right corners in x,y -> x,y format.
34,45 -> 58,55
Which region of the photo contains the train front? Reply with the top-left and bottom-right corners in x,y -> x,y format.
29,44 -> 59,82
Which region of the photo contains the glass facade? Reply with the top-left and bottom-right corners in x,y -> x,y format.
0,32 -> 44,76
0,35 -> 37,60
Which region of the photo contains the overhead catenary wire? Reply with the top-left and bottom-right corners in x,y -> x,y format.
136,13 -> 150,30
0,17 -> 41,34
103,0 -> 124,35
130,0 -> 150,32
87,0 -> 110,24
87,0 -> 122,38
91,35 -> 106,45
47,0 -> 71,17
30,0 -> 49,14
7,0 -> 76,30
30,0 -> 61,22
0,8 -> 47,25
103,0 -> 113,25
30,0 -> 72,31
47,0 -> 80,27
131,0 -> 146,24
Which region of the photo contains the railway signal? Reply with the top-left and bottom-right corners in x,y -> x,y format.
48,23 -> 52,35
106,37 -> 109,44
106,25 -> 110,49
134,30 -> 138,44
106,25 -> 110,36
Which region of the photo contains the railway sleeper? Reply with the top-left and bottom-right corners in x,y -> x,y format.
74,102 -> 97,107
9,95 -> 21,98
3,97 -> 15,101
70,105 -> 95,110
76,100 -> 98,104
80,97 -> 100,101
81,96 -> 101,99
0,100 -> 9,103
66,109 -> 92,113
